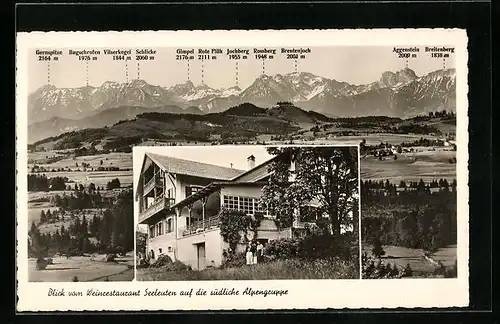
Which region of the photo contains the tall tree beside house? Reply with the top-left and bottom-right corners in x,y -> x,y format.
261,146 -> 359,237
136,231 -> 147,256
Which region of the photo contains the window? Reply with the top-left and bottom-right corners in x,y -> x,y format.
223,195 -> 269,216
168,246 -> 172,252
157,221 -> 163,236
149,226 -> 155,238
159,248 -> 162,254
166,218 -> 173,233
224,195 -> 239,211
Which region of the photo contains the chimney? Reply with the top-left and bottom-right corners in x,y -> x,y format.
247,155 -> 256,170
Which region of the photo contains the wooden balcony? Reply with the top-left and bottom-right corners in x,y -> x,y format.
143,176 -> 163,196
139,197 -> 175,223
179,214 -> 221,237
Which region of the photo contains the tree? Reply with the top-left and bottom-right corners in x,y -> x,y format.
403,263 -> 413,277
40,210 -> 46,223
136,231 -> 147,256
260,147 -> 358,237
106,178 -> 121,190
372,237 -> 385,258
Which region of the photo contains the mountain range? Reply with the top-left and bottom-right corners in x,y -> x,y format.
28,68 -> 456,136
31,102 -> 335,148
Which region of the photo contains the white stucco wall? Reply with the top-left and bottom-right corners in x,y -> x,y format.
147,231 -> 177,261
176,228 -> 226,270
220,185 -> 263,200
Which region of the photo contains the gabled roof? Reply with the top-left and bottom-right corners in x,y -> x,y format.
146,152 -> 245,180
229,155 -> 277,182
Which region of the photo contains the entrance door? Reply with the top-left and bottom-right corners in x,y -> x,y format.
197,243 -> 206,270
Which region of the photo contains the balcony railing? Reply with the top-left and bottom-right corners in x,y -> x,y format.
139,197 -> 175,223
292,220 -> 317,229
180,214 -> 221,237
144,176 -> 163,195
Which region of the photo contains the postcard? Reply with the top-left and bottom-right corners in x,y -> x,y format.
16,29 -> 468,311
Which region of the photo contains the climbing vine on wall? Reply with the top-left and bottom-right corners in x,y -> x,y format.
219,208 -> 264,254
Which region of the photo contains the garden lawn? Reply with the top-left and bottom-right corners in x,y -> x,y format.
136,258 -> 359,281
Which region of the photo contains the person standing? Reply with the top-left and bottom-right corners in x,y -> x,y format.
256,241 -> 264,263
251,241 -> 258,264
245,243 -> 253,265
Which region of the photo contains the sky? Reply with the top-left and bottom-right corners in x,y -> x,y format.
28,46 -> 456,94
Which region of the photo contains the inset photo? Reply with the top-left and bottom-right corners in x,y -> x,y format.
134,145 -> 360,281
360,139 -> 457,279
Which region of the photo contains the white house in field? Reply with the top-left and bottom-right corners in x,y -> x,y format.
135,152 -> 315,270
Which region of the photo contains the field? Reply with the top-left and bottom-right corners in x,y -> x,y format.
28,253 -> 134,282
135,132 -> 441,147
29,152 -> 132,169
26,150 -> 134,282
301,133 -> 441,145
361,147 -> 457,182
28,151 -> 133,188
363,244 -> 457,277
136,258 -> 358,281
38,170 -> 132,188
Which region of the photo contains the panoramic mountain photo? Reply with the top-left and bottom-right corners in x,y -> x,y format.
28,67 -> 456,143
25,45 -> 458,282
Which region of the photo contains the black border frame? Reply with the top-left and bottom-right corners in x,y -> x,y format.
10,1 -> 492,321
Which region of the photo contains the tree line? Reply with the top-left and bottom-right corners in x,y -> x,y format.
361,179 -> 457,253
51,190 -> 112,210
28,174 -> 122,193
28,174 -> 68,191
31,165 -> 127,173
29,190 -> 134,258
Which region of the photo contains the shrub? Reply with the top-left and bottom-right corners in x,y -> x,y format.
105,253 -> 116,262
221,252 -> 247,269
263,238 -> 300,260
163,260 -> 192,272
444,259 -> 458,278
35,259 -> 48,270
72,276 -> 79,282
362,252 -> 405,279
149,256 -> 191,271
298,233 -> 354,261
402,263 -> 413,277
371,237 -> 386,258
150,254 -> 173,267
